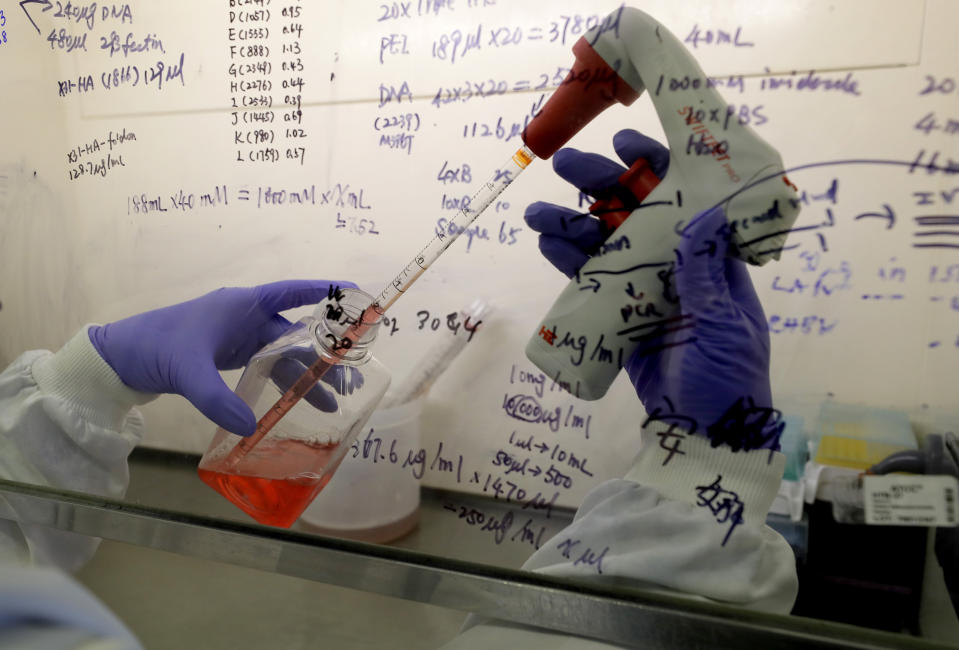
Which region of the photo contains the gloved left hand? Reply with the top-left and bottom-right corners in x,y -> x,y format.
88,279 -> 356,436
526,129 -> 780,452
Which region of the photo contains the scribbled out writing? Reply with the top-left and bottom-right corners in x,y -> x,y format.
706,396 -> 784,454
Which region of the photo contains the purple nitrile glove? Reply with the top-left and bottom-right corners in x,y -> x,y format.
524,129 -> 671,278
89,279 -> 358,437
525,128 -> 781,452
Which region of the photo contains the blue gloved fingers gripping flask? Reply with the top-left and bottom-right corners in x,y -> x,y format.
522,6 -> 801,400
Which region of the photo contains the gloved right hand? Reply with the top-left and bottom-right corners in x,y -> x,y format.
525,129 -> 781,452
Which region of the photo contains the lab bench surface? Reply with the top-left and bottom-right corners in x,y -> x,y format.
1,448 -> 956,650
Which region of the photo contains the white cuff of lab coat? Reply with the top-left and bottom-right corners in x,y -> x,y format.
31,325 -> 156,431
624,423 -> 786,525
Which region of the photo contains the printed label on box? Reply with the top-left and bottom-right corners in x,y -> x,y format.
864,475 -> 959,527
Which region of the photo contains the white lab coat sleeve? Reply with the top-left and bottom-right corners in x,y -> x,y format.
0,326 -> 154,650
441,423 -> 798,649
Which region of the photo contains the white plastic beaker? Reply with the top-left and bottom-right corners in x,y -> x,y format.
298,396 -> 424,543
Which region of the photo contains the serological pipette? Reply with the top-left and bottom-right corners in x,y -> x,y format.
224,145 -> 536,467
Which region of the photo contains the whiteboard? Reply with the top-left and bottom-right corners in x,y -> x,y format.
0,0 -> 955,513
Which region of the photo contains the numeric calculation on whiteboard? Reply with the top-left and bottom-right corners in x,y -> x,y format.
125,181 -> 370,213
346,426 -> 565,550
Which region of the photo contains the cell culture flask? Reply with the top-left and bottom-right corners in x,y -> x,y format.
198,288 -> 391,527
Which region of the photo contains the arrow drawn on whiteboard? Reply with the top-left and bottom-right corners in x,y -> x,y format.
853,203 -> 896,230
19,0 -> 52,35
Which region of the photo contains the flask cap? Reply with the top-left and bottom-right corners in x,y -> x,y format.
312,288 -> 381,363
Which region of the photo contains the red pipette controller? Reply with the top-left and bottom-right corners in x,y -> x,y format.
589,157 -> 661,231
520,33 -> 661,231
522,35 -> 640,160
